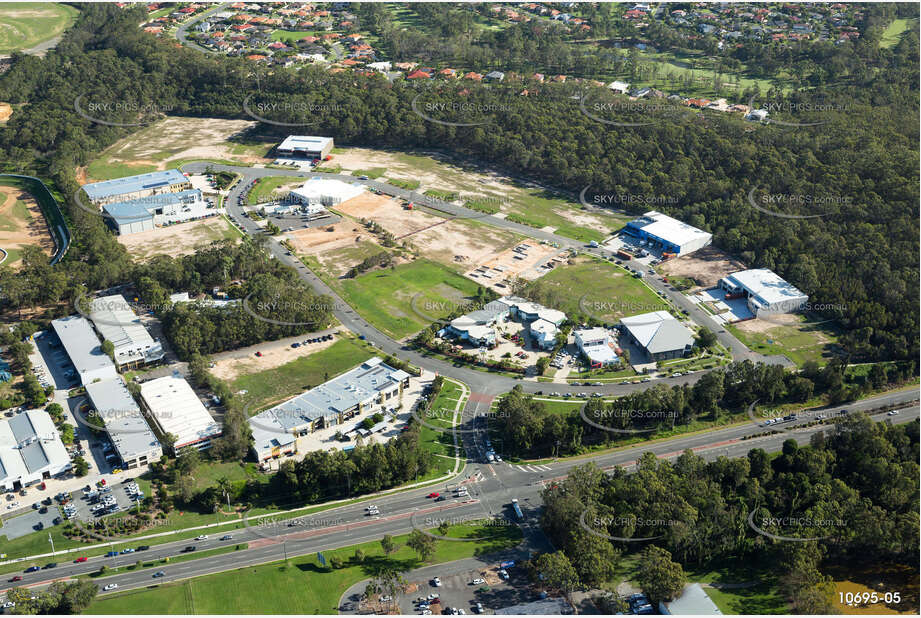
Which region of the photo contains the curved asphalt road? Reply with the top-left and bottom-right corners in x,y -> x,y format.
182,161 -> 783,396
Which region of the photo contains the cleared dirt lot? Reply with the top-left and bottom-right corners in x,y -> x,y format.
116,216 -> 239,260
733,312 -> 800,334
0,185 -> 54,266
0,102 -> 12,122
467,242 -> 561,291
658,245 -> 747,289
210,334 -> 338,382
81,117 -> 271,182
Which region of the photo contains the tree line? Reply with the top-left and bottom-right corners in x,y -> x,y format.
495,359 -> 917,459
538,412 -> 918,613
0,2 -> 915,365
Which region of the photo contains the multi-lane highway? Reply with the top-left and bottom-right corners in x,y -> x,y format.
3,398 -> 915,600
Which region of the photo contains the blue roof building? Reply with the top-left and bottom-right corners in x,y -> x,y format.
81,169 -> 191,204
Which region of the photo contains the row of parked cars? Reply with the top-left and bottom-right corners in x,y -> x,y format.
290,333 -> 334,349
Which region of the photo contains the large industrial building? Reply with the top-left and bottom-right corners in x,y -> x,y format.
101,189 -> 213,235
85,377 -> 162,470
574,327 -> 619,367
718,268 -> 809,317
89,295 -> 164,369
249,358 -> 410,462
0,410 -> 71,492
288,178 -> 364,211
81,169 -> 192,206
620,310 -> 695,361
50,315 -> 118,385
276,135 -> 334,159
140,376 -> 221,454
623,211 -> 712,256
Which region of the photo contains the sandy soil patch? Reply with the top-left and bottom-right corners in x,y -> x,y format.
658,245 -> 746,289
0,102 -> 11,122
0,185 -> 54,266
331,147 -> 514,196
466,241 -> 562,292
330,192 -> 521,273
210,336 -> 338,383
116,216 -> 238,260
91,117 -> 270,177
733,313 -> 800,334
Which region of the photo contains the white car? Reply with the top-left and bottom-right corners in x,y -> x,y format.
432,577 -> 442,587
103,584 -> 118,591
195,535 -> 208,541
380,595 -> 392,602
2,601 -> 15,609
472,578 -> 485,585
888,409 -> 900,416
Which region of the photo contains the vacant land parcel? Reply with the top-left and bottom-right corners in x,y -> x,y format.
0,182 -> 54,266
116,216 -> 240,260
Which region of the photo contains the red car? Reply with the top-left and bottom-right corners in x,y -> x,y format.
427,492 -> 440,498
75,557 -> 88,563
255,351 -> 263,357
9,576 -> 22,582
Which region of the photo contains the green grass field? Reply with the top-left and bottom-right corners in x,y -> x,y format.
726,316 -> 841,367
528,256 -> 669,323
880,18 -> 915,48
247,176 -> 298,205
0,3 -> 78,54
232,336 -> 375,409
339,259 -> 486,340
86,523 -> 523,614
85,159 -> 158,182
269,29 -> 322,43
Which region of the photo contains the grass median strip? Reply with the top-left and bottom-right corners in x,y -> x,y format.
87,523 -> 522,614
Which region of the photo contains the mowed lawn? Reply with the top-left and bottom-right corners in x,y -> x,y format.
339,259 -> 485,340
0,2 -> 78,53
530,256 -> 669,322
86,524 -> 523,614
232,336 -> 374,409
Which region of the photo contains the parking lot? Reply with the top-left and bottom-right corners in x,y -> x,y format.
0,499 -> 62,540
63,479 -> 145,523
397,565 -> 532,616
29,330 -> 79,391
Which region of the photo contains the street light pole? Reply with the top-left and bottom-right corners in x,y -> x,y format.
48,533 -> 55,557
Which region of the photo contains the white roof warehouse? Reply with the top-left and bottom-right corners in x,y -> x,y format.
51,315 -> 118,385
0,410 -> 71,492
718,268 -> 809,317
623,211 -> 712,256
89,294 -> 165,369
85,377 -> 162,470
140,376 -> 221,453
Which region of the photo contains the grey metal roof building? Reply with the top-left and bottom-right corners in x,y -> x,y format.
250,357 -> 410,461
660,583 -> 722,615
89,295 -> 164,368
621,310 -> 695,361
0,410 -> 71,491
51,316 -> 118,385
85,377 -> 162,470
81,169 -> 191,204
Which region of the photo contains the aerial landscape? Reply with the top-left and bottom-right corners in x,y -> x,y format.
0,1 -> 917,617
